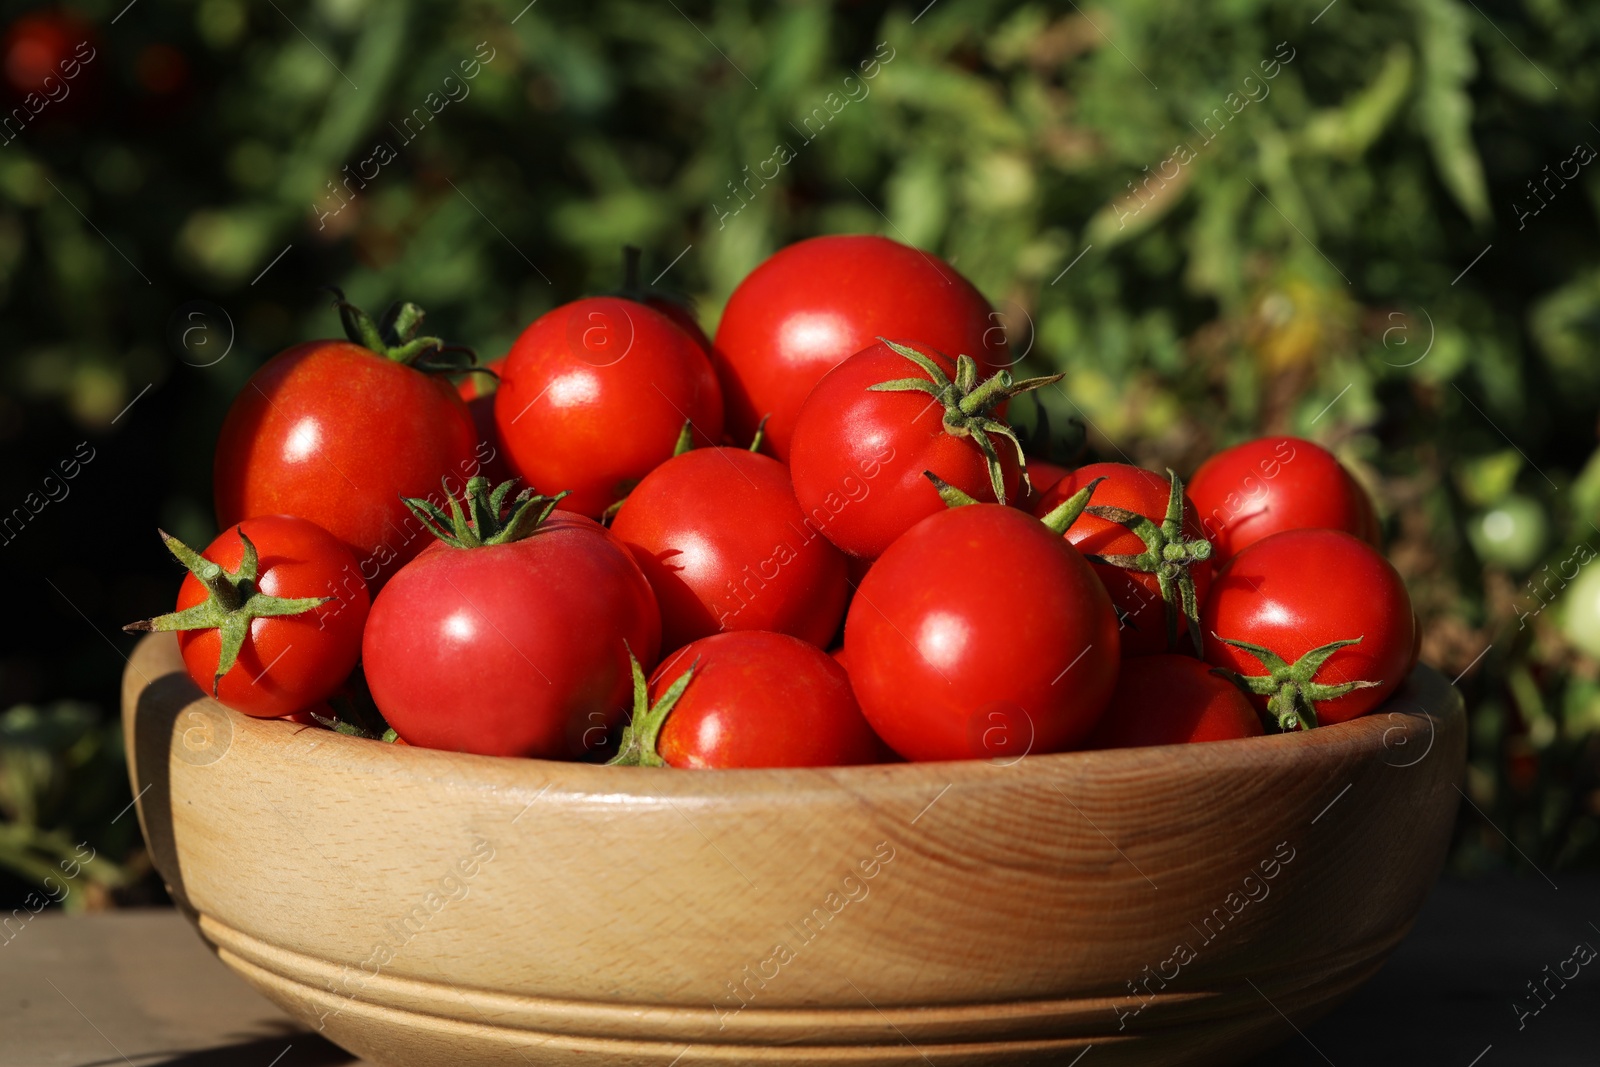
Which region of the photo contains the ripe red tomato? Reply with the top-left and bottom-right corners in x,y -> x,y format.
215,297 -> 481,588
790,339 -> 1054,560
494,296 -> 723,518
610,447 -> 849,652
363,482 -> 659,758
125,517 -> 369,718
1187,436 -> 1378,565
844,503 -> 1120,761
1085,655 -> 1263,749
1033,463 -> 1214,656
612,631 -> 882,768
1202,528 -> 1415,729
712,235 -> 1008,460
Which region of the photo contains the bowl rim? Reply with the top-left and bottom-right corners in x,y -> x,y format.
126,631 -> 1460,800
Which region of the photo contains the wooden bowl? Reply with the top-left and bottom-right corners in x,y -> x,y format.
123,632 -> 1463,1066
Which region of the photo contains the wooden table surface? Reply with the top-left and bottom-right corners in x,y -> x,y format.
5,875 -> 1596,1067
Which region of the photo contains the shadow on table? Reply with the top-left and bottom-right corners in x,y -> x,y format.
1242,874 -> 1600,1067
75,1023 -> 357,1067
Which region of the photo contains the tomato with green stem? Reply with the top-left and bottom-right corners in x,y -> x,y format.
712,235 -> 1008,460
790,338 -> 1059,560
1201,528 -> 1415,729
214,293 -> 481,588
1033,463 -> 1214,656
362,478 -> 660,759
610,631 -> 882,768
124,516 -> 369,718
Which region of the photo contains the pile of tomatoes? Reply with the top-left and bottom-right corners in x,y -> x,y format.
128,235 -> 1419,769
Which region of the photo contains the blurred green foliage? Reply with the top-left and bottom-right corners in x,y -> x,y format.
2,0 -> 1598,908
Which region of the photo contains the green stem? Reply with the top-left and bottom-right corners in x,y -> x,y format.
323,287 -> 479,374
867,338 -> 1064,506
1083,469 -> 1212,653
405,476 -> 568,549
608,645 -> 698,767
1039,476 -> 1106,535
1212,634 -> 1381,731
123,528 -> 332,695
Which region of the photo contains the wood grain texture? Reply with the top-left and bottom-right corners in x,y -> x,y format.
123,632 -> 1464,1066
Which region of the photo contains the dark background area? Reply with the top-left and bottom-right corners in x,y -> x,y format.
1,0 -> 1598,912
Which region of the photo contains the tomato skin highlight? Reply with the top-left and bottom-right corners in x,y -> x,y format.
363,512 -> 661,759
1201,528 -> 1415,726
173,516 -> 370,718
1085,655 -> 1262,749
712,235 -> 1007,461
1187,436 -> 1378,565
494,296 -> 723,518
790,341 -> 1021,561
214,341 -> 480,588
648,631 -> 882,768
1034,463 -> 1213,657
844,504 -> 1120,761
611,447 -> 849,654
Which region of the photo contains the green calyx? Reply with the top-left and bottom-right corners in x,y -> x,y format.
922,471 -> 980,509
608,644 -> 698,767
1038,476 -> 1106,535
868,338 -> 1063,505
1212,635 -> 1380,731
923,470 -> 1106,544
123,529 -> 331,697
326,287 -> 478,373
404,475 -> 568,549
1083,469 -> 1212,653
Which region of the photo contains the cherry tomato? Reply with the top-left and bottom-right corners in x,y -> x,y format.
1085,655 -> 1263,749
1187,436 -> 1378,565
712,235 -> 1008,460
126,517 -> 370,719
215,296 -> 481,589
790,339 -> 1052,560
494,296 -> 723,518
1034,463 -> 1214,656
844,503 -> 1120,761
613,631 -> 882,768
1202,528 -> 1415,729
611,447 -> 849,652
363,481 -> 660,759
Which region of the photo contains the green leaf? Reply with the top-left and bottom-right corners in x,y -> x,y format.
1412,0 -> 1492,225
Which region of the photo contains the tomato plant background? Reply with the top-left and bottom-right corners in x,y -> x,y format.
1,0 -> 1598,912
